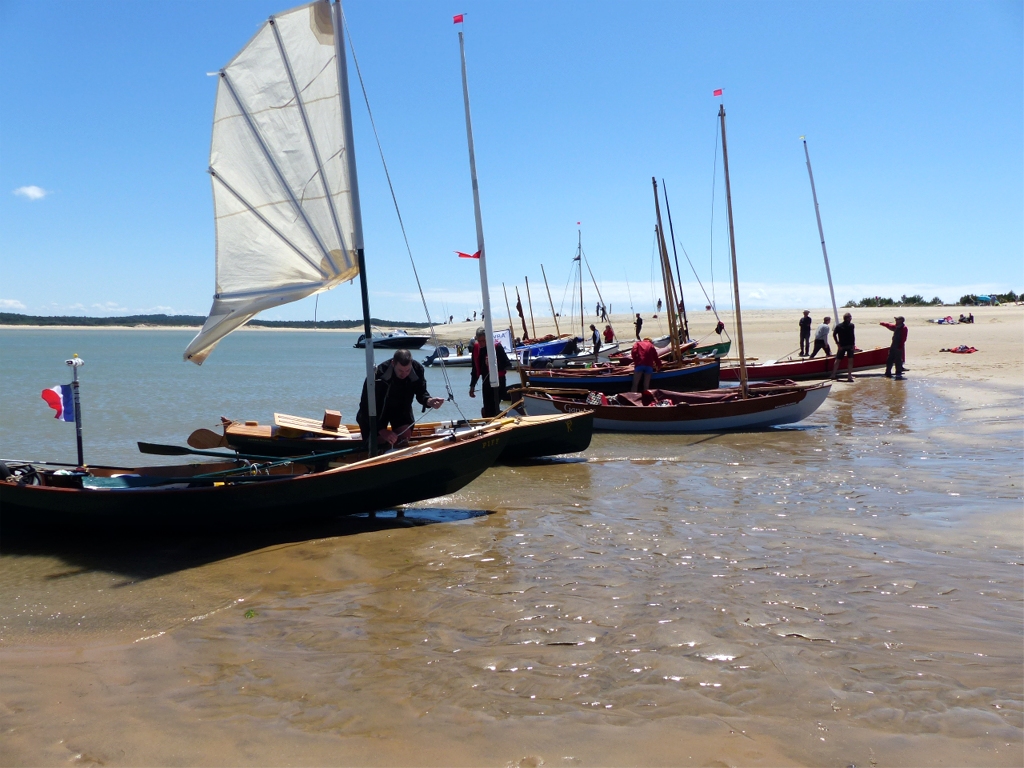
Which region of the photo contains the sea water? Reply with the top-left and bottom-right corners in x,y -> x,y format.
0,329 -> 1021,766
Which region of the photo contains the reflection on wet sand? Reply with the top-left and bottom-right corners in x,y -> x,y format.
1,379 -> 1021,766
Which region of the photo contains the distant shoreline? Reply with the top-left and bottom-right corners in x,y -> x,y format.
0,312 -> 430,331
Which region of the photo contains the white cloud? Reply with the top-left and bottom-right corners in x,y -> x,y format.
0,299 -> 26,310
13,185 -> 48,201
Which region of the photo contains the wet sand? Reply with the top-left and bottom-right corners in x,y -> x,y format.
1,308 -> 1021,766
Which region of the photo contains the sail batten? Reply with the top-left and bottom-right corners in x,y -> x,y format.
185,0 -> 359,364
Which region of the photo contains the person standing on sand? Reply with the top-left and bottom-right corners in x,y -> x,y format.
831,312 -> 856,382
881,316 -> 908,379
634,313 -> 643,340
799,310 -> 812,356
630,337 -> 660,392
590,324 -> 602,359
603,324 -> 615,343
808,316 -> 832,358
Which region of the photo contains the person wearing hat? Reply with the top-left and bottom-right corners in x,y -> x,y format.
831,312 -> 856,382
798,310 -> 812,356
469,327 -> 512,417
880,316 -> 908,379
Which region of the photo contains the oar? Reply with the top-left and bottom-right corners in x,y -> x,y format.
192,445 -> 365,479
137,442 -> 282,462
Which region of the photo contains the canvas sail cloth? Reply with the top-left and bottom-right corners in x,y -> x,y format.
185,1 -> 359,364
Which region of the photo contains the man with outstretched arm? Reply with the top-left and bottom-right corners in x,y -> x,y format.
880,316 -> 908,380
469,327 -> 512,417
356,349 -> 443,448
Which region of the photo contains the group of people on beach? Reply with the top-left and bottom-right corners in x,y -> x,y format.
799,310 -> 908,380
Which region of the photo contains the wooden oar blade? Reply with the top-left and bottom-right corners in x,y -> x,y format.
137,442 -> 191,456
188,428 -> 228,449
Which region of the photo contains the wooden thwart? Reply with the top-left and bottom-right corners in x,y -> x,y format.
274,413 -> 351,438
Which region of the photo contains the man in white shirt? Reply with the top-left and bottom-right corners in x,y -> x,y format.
808,316 -> 832,359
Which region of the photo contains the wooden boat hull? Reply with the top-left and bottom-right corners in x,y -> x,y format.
224,412 -> 594,463
522,383 -> 831,432
522,359 -> 720,395
0,429 -> 509,532
719,346 -> 889,381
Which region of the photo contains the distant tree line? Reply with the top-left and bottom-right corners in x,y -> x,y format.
0,312 -> 431,329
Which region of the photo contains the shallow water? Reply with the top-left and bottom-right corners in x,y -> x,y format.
1,330 -> 1022,766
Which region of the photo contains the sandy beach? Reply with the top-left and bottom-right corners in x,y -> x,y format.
0,306 -> 1021,767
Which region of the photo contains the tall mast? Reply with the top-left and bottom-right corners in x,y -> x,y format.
719,103 -> 748,397
576,230 -> 584,344
662,180 -> 690,341
541,264 -> 560,336
525,276 -> 537,338
331,0 -> 377,454
457,25 -> 500,413
652,179 -> 682,363
802,138 -> 839,325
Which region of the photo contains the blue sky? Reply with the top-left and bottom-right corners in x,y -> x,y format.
2,0 -> 1021,324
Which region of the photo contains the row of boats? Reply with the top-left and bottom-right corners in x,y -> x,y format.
1,1 -> 877,534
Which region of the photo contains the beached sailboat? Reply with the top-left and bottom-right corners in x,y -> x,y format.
1,1 -> 514,531
719,137 -> 887,381
523,105 -> 830,432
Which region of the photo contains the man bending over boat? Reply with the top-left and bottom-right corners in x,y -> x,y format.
631,338 -> 661,392
357,349 -> 444,448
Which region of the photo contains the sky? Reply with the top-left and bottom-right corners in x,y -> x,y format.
1,0 -> 1021,327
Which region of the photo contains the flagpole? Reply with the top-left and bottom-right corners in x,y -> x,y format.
457,22 -> 500,414
66,355 -> 85,466
802,137 -> 839,325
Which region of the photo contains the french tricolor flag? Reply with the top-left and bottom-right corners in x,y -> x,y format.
42,384 -> 75,422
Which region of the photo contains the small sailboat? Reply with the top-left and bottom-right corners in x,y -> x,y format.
523,104 -> 830,432
2,1 -> 511,531
719,136 -> 886,381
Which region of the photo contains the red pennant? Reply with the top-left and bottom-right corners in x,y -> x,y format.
453,13 -> 464,23
455,250 -> 480,259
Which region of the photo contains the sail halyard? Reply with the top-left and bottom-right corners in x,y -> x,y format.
184,0 -> 361,365
802,138 -> 840,326
457,28 -> 501,413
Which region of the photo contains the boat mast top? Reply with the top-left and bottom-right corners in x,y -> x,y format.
662,180 -> 690,342
719,104 -> 748,397
802,138 -> 839,326
457,25 -> 500,409
652,178 -> 682,364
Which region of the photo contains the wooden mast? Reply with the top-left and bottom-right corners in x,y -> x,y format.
802,137 -> 840,325
541,264 -> 560,336
652,178 -> 682,364
524,276 -> 537,339
719,103 -> 748,398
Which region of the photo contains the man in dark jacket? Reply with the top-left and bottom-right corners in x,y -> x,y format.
469,327 -> 512,417
799,310 -> 812,356
357,349 -> 443,447
831,312 -> 856,382
881,316 -> 908,379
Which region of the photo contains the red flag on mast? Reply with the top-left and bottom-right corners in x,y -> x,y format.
453,13 -> 464,23
455,250 -> 480,259
713,88 -> 723,97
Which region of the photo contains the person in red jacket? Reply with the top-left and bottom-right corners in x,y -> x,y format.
880,316 -> 908,379
630,338 -> 661,392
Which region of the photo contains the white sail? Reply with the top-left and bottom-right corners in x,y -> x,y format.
185,1 -> 360,364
